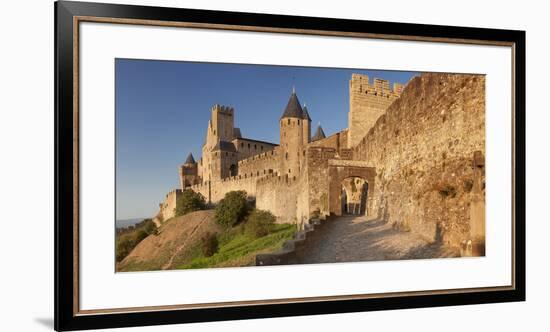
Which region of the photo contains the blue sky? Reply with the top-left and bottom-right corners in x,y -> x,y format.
116,59 -> 417,220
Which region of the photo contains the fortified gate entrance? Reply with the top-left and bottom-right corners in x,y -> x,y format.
327,159 -> 376,217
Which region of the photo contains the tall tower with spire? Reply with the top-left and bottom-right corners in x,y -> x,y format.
280,89 -> 306,176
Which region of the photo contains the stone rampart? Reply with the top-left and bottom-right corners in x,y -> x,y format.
237,148 -> 280,176
155,189 -> 181,223
256,173 -> 305,225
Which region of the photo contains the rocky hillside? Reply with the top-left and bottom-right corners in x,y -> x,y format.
117,210 -> 221,272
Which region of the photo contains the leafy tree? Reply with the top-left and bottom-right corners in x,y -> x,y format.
215,190 -> 249,227
245,209 -> 275,238
175,189 -> 206,217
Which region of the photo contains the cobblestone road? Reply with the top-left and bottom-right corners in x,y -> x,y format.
301,215 -> 459,264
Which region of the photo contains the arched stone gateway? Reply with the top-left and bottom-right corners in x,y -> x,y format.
327,159 -> 376,217
341,177 -> 369,215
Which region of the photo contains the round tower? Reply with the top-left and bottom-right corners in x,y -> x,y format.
280,88 -> 305,176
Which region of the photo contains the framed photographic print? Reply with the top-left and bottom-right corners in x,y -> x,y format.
54,0 -> 525,330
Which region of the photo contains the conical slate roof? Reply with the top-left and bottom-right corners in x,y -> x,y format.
312,125 -> 326,141
185,153 -> 196,164
302,104 -> 311,121
281,92 -> 304,119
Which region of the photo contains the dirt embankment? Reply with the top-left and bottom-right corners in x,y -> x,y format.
117,210 -> 220,272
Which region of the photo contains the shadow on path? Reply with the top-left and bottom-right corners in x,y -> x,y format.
301,215 -> 459,264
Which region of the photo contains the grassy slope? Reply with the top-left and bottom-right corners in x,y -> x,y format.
177,223 -> 296,269
117,209 -> 296,272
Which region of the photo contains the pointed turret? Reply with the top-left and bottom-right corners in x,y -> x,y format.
180,153 -> 199,189
279,89 -> 306,176
184,153 -> 196,164
312,125 -> 326,141
281,91 -> 304,119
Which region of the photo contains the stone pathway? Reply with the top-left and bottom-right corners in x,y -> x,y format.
301,215 -> 459,264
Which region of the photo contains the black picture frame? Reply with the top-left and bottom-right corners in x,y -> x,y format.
55,1 -> 525,330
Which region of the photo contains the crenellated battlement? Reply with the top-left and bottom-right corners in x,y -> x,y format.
165,188 -> 182,198
256,172 -> 300,185
348,73 -> 409,148
211,104 -> 234,115
237,149 -> 278,165
350,73 -> 404,97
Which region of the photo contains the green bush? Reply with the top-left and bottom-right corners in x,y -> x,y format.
201,232 -> 219,257
175,189 -> 206,217
245,209 -> 276,238
215,190 -> 249,227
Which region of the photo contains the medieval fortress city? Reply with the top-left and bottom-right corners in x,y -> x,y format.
154,72 -> 486,257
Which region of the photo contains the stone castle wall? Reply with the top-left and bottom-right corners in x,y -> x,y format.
256,173 -> 308,225
189,174 -> 259,204
352,73 -> 486,248
237,148 -> 281,176
155,189 -> 181,223
308,129 -> 348,152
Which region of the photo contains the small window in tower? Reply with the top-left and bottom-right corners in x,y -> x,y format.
261,146 -> 263,151
298,120 -> 300,125
287,119 -> 290,125
254,144 -> 257,150
288,169 -> 291,173
248,143 -> 250,149
285,152 -> 288,160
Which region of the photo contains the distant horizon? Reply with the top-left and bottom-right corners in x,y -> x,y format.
116,59 -> 417,220
116,217 -> 146,222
